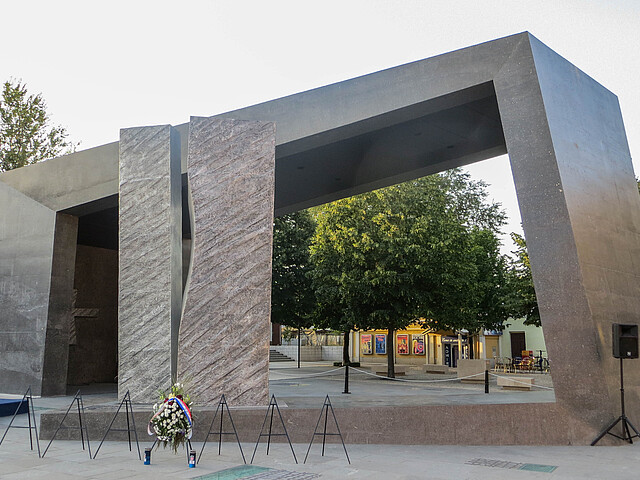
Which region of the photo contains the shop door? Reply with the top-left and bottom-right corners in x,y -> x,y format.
486,337 -> 499,359
510,332 -> 526,358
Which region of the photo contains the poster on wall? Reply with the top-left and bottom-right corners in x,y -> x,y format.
412,334 -> 425,355
375,334 -> 386,354
397,334 -> 409,355
361,334 -> 373,354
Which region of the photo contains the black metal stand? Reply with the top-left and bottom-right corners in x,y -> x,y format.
198,394 -> 245,464
93,390 -> 140,459
0,386 -> 41,457
149,437 -> 193,463
303,395 -> 350,464
251,395 -> 297,464
591,358 -> 640,445
297,326 -> 301,369
43,390 -> 91,458
484,369 -> 489,394
343,364 -> 350,394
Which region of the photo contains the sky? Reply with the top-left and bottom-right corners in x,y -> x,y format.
2,0 -> 639,253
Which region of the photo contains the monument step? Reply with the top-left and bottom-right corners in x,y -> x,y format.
0,398 -> 28,417
269,349 -> 295,362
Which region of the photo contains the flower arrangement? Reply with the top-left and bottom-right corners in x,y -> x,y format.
147,382 -> 193,452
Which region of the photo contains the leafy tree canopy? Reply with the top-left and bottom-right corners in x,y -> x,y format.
505,232 -> 541,326
0,79 -> 76,172
310,170 -> 509,373
271,210 -> 316,328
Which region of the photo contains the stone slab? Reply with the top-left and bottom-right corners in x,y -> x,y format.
498,376 -> 535,390
118,125 -> 182,403
41,213 -> 78,395
178,117 -> 275,406
0,181 -> 56,396
458,359 -> 490,384
39,401 -> 574,445
423,365 -> 450,374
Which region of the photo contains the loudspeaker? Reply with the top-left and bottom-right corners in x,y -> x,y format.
612,324 -> 639,359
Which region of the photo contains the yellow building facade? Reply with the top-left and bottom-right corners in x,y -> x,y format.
351,324 -> 471,367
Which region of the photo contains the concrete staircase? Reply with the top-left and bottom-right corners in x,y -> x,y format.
269,348 -> 295,362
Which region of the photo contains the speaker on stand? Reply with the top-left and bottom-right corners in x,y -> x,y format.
591,324 -> 640,445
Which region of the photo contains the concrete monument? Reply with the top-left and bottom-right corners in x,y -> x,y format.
1,32 -> 639,444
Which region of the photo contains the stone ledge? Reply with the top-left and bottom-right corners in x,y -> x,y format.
497,376 -> 534,390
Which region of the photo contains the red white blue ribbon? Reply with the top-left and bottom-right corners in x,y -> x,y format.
148,396 -> 193,439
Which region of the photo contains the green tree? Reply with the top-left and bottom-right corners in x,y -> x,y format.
310,170 -> 509,376
271,210 -> 316,331
505,232 -> 540,326
0,79 -> 76,172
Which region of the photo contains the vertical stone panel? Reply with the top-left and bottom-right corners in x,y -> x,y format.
119,125 -> 181,403
0,182 -> 56,396
41,213 -> 78,395
178,117 -> 275,406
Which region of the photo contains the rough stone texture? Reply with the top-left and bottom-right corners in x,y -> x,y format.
41,213 -> 78,395
178,117 -> 275,406
0,182 -> 56,396
118,126 -> 182,403
67,245 -> 118,385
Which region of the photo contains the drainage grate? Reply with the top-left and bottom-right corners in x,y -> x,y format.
243,470 -> 320,479
194,465 -> 320,480
519,463 -> 558,473
467,458 -> 557,473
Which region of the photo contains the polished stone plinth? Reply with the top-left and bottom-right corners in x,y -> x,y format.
118,125 -> 182,403
178,117 -> 275,406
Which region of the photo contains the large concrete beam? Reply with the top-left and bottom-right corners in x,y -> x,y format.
178,117 -> 275,406
118,126 -> 182,403
497,36 -> 640,430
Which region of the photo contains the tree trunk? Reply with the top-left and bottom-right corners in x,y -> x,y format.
387,327 -> 395,378
343,331 -> 351,365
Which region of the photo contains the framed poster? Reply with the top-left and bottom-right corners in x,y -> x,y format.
361,334 -> 373,355
412,334 -> 425,355
375,334 -> 386,354
397,334 -> 409,355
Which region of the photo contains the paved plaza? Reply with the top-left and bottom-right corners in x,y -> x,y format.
1,362 -> 639,478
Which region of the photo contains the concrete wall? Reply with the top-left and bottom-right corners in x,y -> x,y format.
272,346 -> 321,361
67,245 -> 118,385
0,182 -> 56,395
41,213 -> 78,395
271,345 -> 342,362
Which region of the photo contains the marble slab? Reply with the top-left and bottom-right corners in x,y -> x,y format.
118,125 -> 182,403
178,117 -> 275,406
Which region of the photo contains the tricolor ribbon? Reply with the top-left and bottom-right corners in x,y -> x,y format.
148,396 -> 194,439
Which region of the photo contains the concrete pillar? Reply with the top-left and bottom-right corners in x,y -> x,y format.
41,213 -> 78,395
118,125 -> 182,403
178,117 -> 275,406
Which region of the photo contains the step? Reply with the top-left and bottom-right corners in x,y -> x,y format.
0,398 -> 28,417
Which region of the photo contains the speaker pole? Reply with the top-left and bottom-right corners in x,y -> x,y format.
591,358 -> 640,445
